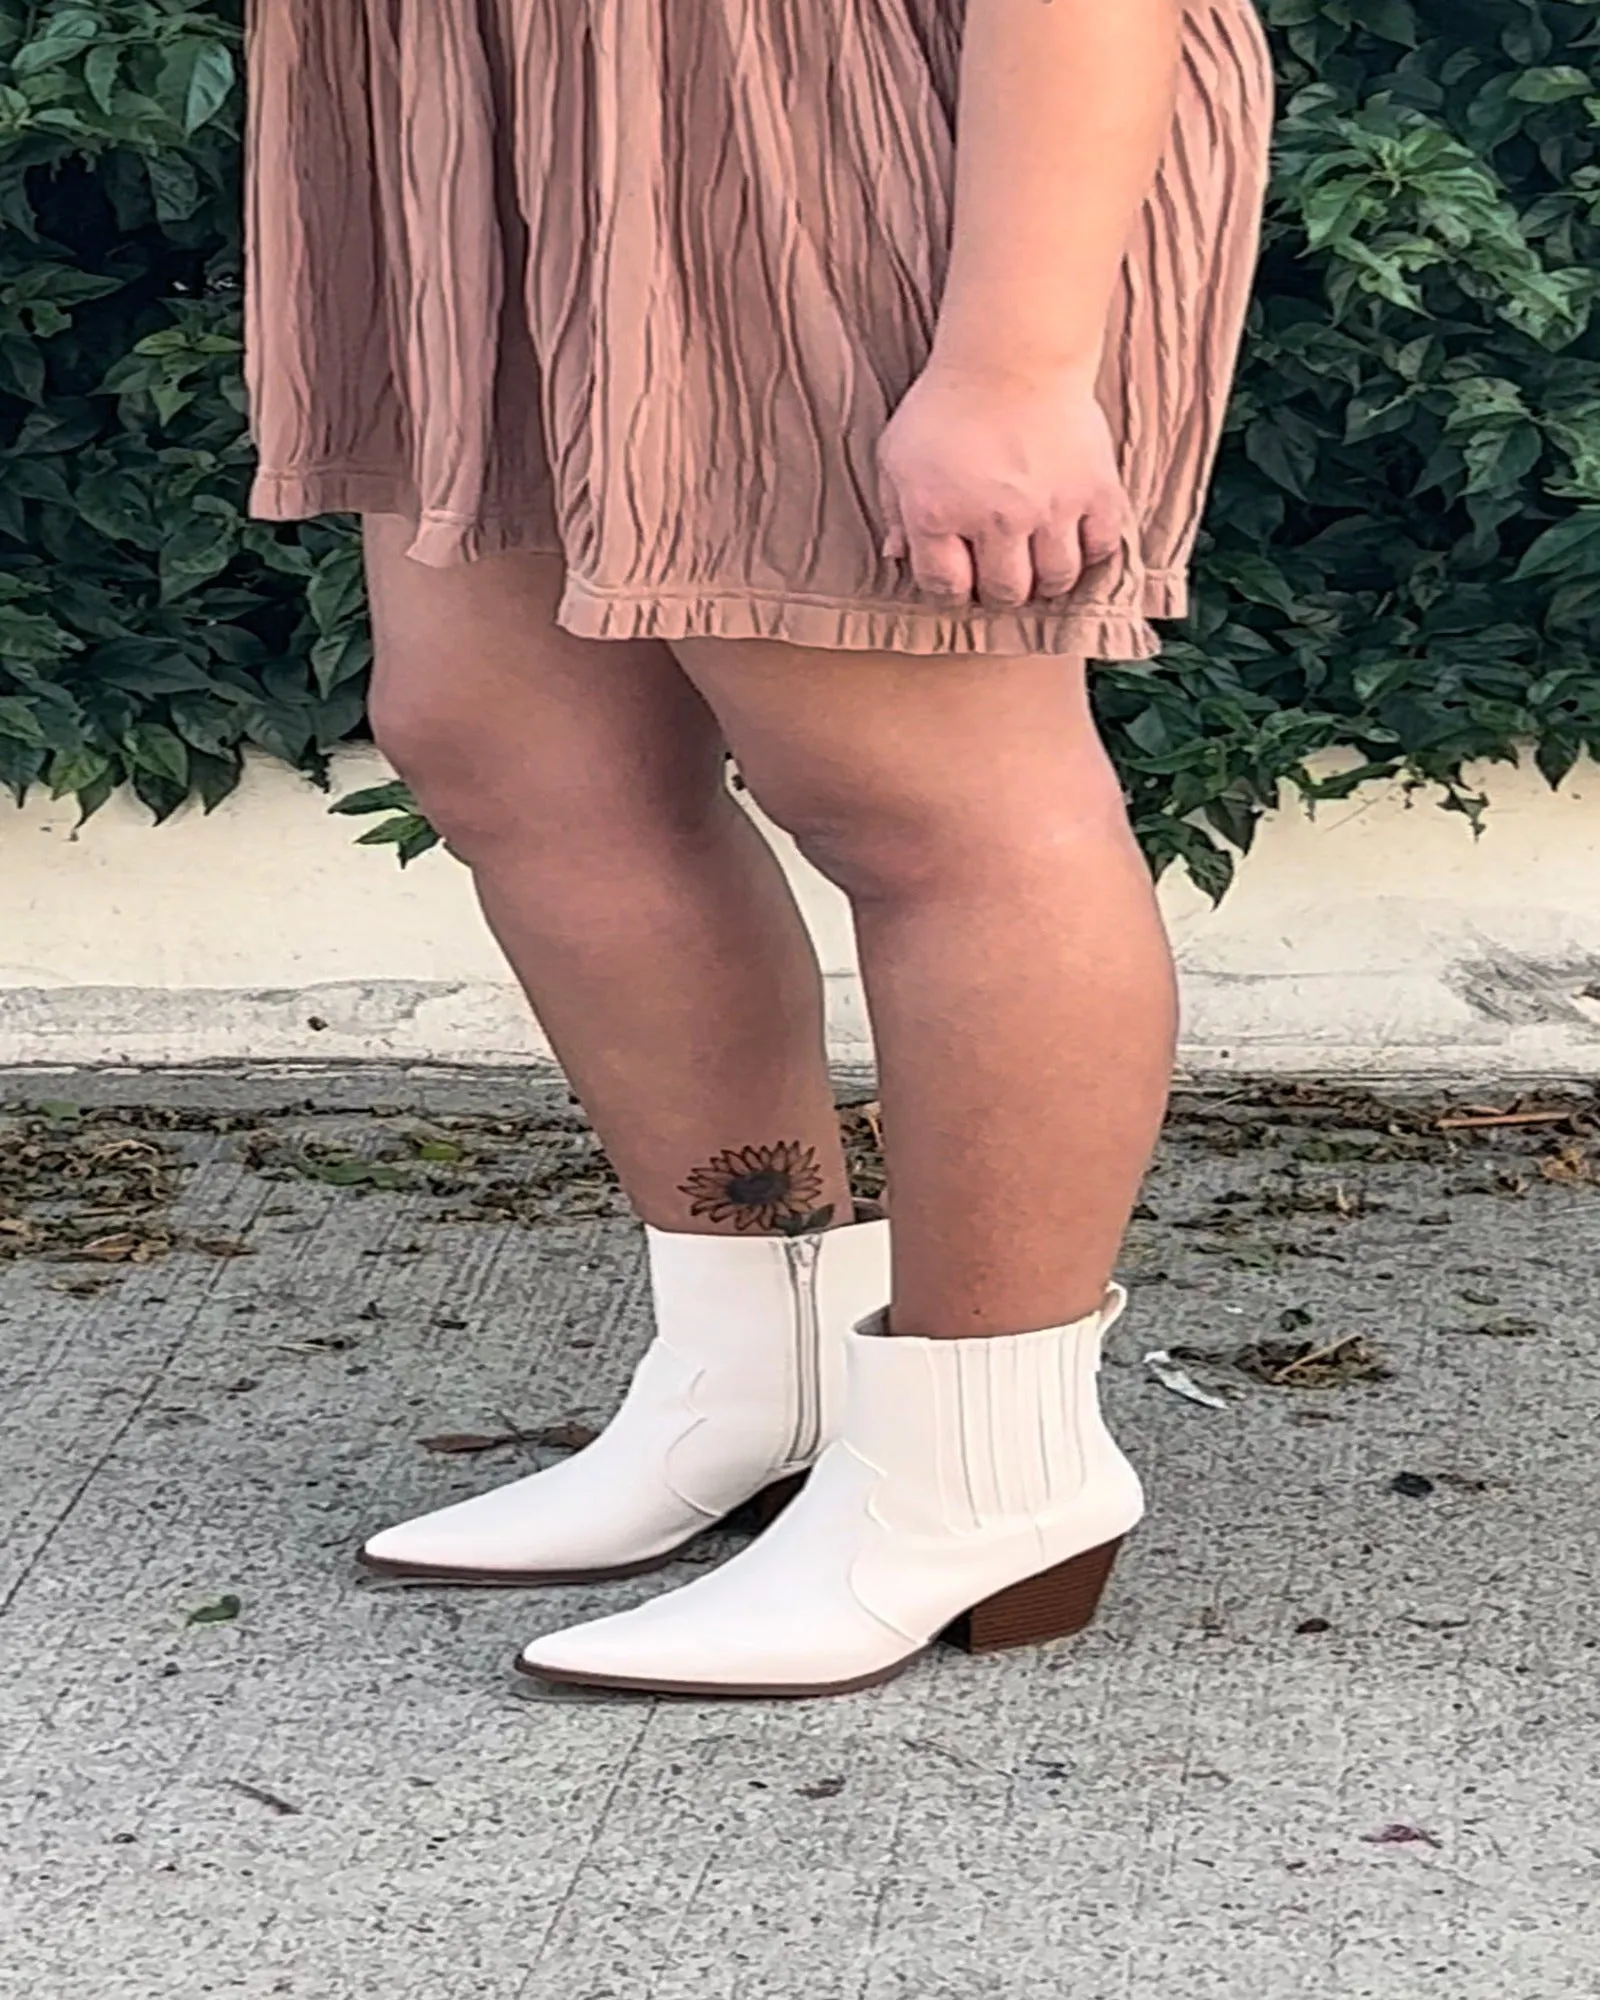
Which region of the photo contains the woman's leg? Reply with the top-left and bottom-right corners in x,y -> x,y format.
513,628 -> 1165,1685
360,517 -> 851,1230
666,633 -> 1177,1336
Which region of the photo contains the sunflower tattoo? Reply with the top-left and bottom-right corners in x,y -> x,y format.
678,1141 -> 833,1234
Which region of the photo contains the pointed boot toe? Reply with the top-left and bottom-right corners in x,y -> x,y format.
511,1286 -> 1145,1698
360,1204 -> 889,1584
356,1475 -> 680,1585
515,1617 -> 676,1691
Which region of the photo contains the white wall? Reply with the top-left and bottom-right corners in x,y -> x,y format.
4,745 -> 1598,1078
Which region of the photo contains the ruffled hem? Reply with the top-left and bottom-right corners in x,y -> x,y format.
559,572 -> 1173,663
248,469 -> 1182,662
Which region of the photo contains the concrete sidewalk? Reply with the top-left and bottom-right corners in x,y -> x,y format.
2,1065 -> 1595,2000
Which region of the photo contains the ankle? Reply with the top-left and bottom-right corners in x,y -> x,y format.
879,1284 -> 1114,1339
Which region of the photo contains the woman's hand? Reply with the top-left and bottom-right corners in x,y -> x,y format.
874,359 -> 1132,611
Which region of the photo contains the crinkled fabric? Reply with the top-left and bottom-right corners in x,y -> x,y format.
242,0 -> 1275,659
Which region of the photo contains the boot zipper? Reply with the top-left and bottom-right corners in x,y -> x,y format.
782,1232 -> 825,1466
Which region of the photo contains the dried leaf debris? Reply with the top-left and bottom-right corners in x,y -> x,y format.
0,1084 -> 1590,1282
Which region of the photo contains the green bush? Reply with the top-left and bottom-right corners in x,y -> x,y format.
0,0 -> 365,827
2,0 -> 1600,896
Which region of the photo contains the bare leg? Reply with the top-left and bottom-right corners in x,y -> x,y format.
360,518 -> 850,1232
668,633 -> 1177,1335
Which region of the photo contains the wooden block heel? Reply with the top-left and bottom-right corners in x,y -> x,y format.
943,1536 -> 1126,1655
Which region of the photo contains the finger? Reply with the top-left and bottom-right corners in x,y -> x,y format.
908,529 -> 975,605
1030,519 -> 1084,602
1080,490 -> 1128,572
972,528 -> 1036,611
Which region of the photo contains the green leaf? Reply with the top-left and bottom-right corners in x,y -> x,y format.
146,153 -> 201,224
83,41 -> 120,116
413,1139 -> 464,1162
1534,734 -> 1580,789
313,1159 -> 410,1189
1175,828 -> 1236,907
12,16 -> 100,76
0,328 -> 44,403
122,723 -> 190,791
180,42 -> 235,135
46,746 -> 111,798
1244,412 -> 1320,498
305,548 -> 368,635
309,629 -> 372,697
329,780 -> 419,817
395,824 -> 445,866
1508,67 -> 1590,105
0,695 -> 48,746
1348,0 -> 1418,48
0,732 -> 44,797
159,518 -> 238,602
185,1594 -> 242,1627
354,813 -> 432,848
1513,511 -> 1600,583
189,748 -> 243,813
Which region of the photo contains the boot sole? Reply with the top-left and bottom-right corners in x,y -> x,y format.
512,1649 -> 927,1699
354,1470 -> 807,1588
511,1534 -> 1127,1698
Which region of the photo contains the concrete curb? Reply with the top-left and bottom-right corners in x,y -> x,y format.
5,746 -> 1598,1077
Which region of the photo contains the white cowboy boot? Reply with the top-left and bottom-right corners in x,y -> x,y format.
515,1283 -> 1144,1696
357,1199 -> 889,1584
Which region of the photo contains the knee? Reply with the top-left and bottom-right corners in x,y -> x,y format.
368,685 -> 729,869
751,766 -> 1136,907
365,686 -> 511,854
768,795 -> 957,904
365,676 -> 482,794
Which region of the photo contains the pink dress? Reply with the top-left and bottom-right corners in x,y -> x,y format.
242,0 -> 1275,659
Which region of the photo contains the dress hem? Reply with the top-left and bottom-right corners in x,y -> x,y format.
249,468 -> 1180,662
558,570 -> 1171,663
